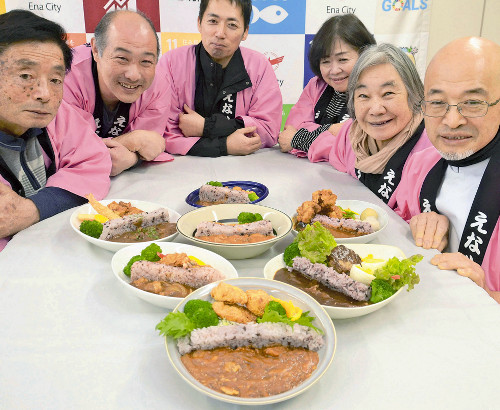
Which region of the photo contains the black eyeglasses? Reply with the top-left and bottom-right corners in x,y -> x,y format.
420,97 -> 500,118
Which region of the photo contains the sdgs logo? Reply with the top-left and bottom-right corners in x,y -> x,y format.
250,0 -> 305,34
382,0 -> 428,11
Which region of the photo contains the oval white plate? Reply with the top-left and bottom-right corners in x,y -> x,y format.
70,199 -> 181,252
263,244 -> 407,319
292,200 -> 389,244
165,277 -> 336,405
111,242 -> 238,309
176,203 -> 292,260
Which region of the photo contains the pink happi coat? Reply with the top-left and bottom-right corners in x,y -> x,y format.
286,76 -> 347,158
63,45 -> 173,162
392,146 -> 500,291
0,101 -> 112,251
307,119 -> 432,207
158,45 -> 282,155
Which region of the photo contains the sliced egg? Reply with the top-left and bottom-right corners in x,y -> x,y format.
361,255 -> 387,273
350,264 -> 376,285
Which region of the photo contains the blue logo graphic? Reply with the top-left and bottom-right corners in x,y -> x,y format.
250,0 -> 305,34
303,34 -> 315,87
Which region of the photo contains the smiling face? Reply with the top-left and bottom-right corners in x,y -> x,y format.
353,63 -> 413,143
198,0 -> 249,68
319,39 -> 359,93
0,41 -> 65,137
91,12 -> 158,110
423,38 -> 500,160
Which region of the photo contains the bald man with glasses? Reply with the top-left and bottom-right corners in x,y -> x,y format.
393,37 -> 500,303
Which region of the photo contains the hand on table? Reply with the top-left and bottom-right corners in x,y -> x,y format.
113,130 -> 165,161
0,183 -> 39,237
104,138 -> 139,176
179,104 -> 205,137
227,126 -> 261,156
409,211 -> 449,251
431,252 -> 487,287
328,122 -> 343,136
278,125 -> 297,152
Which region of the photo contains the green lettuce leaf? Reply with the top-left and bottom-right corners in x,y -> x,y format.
373,254 -> 423,291
156,312 -> 195,339
296,222 -> 337,264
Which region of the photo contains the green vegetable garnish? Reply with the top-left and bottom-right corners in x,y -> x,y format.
373,254 -> 423,292
370,279 -> 396,303
184,299 -> 219,329
340,207 -> 358,219
206,181 -> 223,187
283,241 -> 301,267
295,222 -> 337,264
237,212 -> 263,224
123,243 -> 162,277
123,255 -> 144,277
79,220 -> 103,239
140,243 -> 162,261
248,192 -> 259,201
156,312 -> 195,339
257,302 -> 323,334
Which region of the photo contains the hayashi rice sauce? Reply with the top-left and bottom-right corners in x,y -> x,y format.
181,345 -> 319,398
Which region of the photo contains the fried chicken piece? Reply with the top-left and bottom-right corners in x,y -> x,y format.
158,252 -> 194,268
245,289 -> 272,316
312,189 -> 343,219
212,301 -> 256,324
210,282 -> 248,305
296,200 -> 321,224
107,201 -> 143,216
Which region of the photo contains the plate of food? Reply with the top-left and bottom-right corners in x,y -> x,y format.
111,242 -> 238,309
264,222 -> 422,319
292,189 -> 388,243
176,204 -> 292,259
186,181 -> 269,208
70,194 -> 181,252
157,277 -> 336,405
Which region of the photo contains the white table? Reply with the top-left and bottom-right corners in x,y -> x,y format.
1,148 -> 499,410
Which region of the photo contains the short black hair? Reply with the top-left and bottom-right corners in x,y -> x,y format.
0,9 -> 72,70
199,0 -> 252,31
94,10 -> 160,59
309,14 -> 376,78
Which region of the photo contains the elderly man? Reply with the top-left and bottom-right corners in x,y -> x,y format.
0,10 -> 111,251
160,0 -> 282,157
394,37 -> 500,302
63,10 -> 171,176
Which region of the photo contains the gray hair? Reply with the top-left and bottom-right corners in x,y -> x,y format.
94,10 -> 159,59
347,43 -> 424,119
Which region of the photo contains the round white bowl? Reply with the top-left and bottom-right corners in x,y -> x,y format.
263,244 -> 407,319
70,199 -> 181,252
164,277 -> 336,405
111,242 -> 238,309
292,199 -> 389,244
176,204 -> 293,260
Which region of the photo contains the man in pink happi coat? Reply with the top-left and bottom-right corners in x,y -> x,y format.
159,0 -> 282,157
63,10 -> 172,176
393,37 -> 500,302
0,10 -> 111,252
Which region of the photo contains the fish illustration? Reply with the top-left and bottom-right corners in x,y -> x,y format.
251,5 -> 289,24
268,55 -> 284,65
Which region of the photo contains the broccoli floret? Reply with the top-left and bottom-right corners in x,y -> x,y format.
370,279 -> 396,303
183,299 -> 219,328
206,181 -> 223,187
79,220 -> 103,239
248,192 -> 259,201
184,299 -> 212,316
283,241 -> 301,266
140,243 -> 161,261
237,212 -> 263,224
266,300 -> 286,316
123,255 -> 144,277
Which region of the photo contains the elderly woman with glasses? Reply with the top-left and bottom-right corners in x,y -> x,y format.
306,43 -> 432,206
